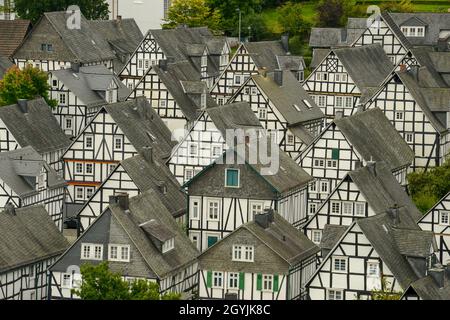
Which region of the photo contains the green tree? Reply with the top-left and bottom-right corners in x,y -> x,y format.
277,2 -> 310,37
162,0 -> 222,33
71,262 -> 181,300
316,0 -> 350,27
380,0 -> 414,13
13,0 -> 109,24
0,65 -> 57,108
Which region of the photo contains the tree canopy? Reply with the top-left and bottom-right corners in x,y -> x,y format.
13,0 -> 109,23
277,2 -> 310,37
0,65 -> 56,108
71,262 -> 181,300
163,0 -> 222,33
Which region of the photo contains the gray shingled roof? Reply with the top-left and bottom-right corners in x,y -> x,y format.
120,154 -> 186,217
103,97 -> 176,159
0,98 -> 71,154
44,11 -> 116,63
0,205 -> 69,273
109,190 -> 199,278
320,224 -> 347,250
390,12 -> 450,47
309,18 -> 366,48
333,44 -> 394,91
244,41 -> 289,71
310,48 -> 330,69
276,55 -> 305,71
0,19 -> 31,57
410,47 -> 449,88
348,162 -> 422,221
0,147 -> 65,197
335,108 -> 414,171
52,65 -> 119,108
380,12 -> 412,50
357,209 -> 434,289
393,228 -> 435,258
406,276 -> 450,300
251,71 -> 324,126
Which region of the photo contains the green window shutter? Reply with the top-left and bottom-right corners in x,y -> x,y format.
332,148 -> 340,160
239,272 -> 245,290
273,275 -> 279,292
206,271 -> 212,288
226,169 -> 239,187
256,273 -> 262,291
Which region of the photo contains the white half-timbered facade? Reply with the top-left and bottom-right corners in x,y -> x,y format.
229,70 -> 324,159
0,205 -> 69,300
62,97 -> 175,218
49,191 -> 199,299
49,64 -> 124,139
185,142 -> 313,252
297,108 -> 414,206
302,44 -> 393,122
198,210 -> 319,300
0,98 -> 71,175
419,192 -> 450,265
77,152 -> 186,233
307,209 -> 438,300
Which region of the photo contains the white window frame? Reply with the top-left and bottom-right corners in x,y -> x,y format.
331,201 -> 340,214
262,274 -> 273,292
113,135 -> 123,150
440,211 -> 450,226
287,134 -> 295,145
342,202 -> 353,216
258,107 -> 267,120
64,116 -> 73,130
108,244 -> 131,262
312,230 -> 322,244
405,133 -> 413,143
75,162 -> 83,174
232,244 -> 254,262
81,243 -> 103,261
189,143 -> 198,157
213,271 -> 223,288
207,200 -> 220,221
395,111 -> 404,120
328,289 -> 343,300
250,201 -> 264,217
191,199 -> 200,220
162,238 -> 175,253
75,187 -> 84,200
228,272 -> 239,289
85,187 -> 95,199
85,163 -> 93,175
309,203 -> 317,215
367,261 -> 380,277
85,135 -> 93,149
332,256 -> 348,273
62,273 -> 72,289
59,93 -> 67,105
355,202 -> 365,216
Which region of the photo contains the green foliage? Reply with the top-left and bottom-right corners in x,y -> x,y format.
13,0 -> 109,23
239,14 -> 271,41
163,0 -> 222,33
408,159 -> 450,213
72,262 -> 181,300
371,276 -> 402,300
0,65 -> 57,108
316,0 -> 349,27
277,2 -> 311,37
379,0 -> 414,13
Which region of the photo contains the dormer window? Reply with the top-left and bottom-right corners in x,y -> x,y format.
225,168 -> 240,188
401,26 -> 425,37
162,237 -> 175,253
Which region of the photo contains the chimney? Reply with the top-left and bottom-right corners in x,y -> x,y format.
17,99 -> 28,113
4,202 -> 16,215
437,37 -> 449,52
109,193 -> 129,210
281,34 -> 290,54
71,62 -> 80,73
335,110 -> 344,120
356,104 -> 365,113
274,69 -> 283,87
255,208 -> 274,229
399,64 -> 407,73
388,203 -> 400,226
158,59 -> 168,71
259,67 -> 267,78
142,146 -> 153,163
429,268 -> 445,289
367,160 -> 376,176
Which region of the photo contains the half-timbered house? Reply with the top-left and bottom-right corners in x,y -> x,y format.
210,38 -> 305,104
49,64 -> 129,139
362,62 -> 450,170
77,150 -> 186,233
49,191 -> 199,299
304,161 -> 422,250
401,266 -> 450,300
13,11 -> 116,72
126,60 -> 205,132
0,147 -> 66,230
0,204 -> 69,300
229,69 -> 325,159
297,108 -> 414,206
62,97 -> 175,218
303,44 -> 394,122
307,207 -> 438,300
198,210 -> 319,300
418,191 -> 450,265
119,27 -> 229,90
0,98 -> 71,174
167,101 -> 262,185
184,141 -> 313,252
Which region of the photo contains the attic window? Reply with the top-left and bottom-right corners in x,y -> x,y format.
401,26 -> 425,37
293,104 -> 301,112
91,40 -> 96,45
304,100 -> 313,109
41,43 -> 53,52
162,237 -> 175,253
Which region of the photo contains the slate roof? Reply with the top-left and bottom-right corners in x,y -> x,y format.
0,205 -> 69,273
348,162 -> 422,221
357,209 -> 435,289
309,18 -> 366,48
108,190 -> 199,278
244,41 -> 291,71
310,48 -> 330,69
120,154 -> 186,217
409,47 -> 450,88
140,219 -> 175,242
251,71 -> 324,126
0,55 -> 13,78
379,11 -> 412,50
276,55 -> 305,71
320,224 -> 347,250
390,12 -> 450,47
0,98 -> 71,154
406,275 -> 450,300
52,65 -> 122,108
334,108 -> 414,171
333,44 -> 394,91
103,97 -> 176,159
0,147 -> 66,197
0,19 -> 31,57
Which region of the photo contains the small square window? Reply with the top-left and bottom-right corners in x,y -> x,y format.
332,257 -> 347,273
114,136 -> 123,150
405,133 -> 413,143
331,202 -> 340,214
85,135 -> 93,149
440,212 -> 449,225
225,169 -> 239,187
312,230 -> 322,244
75,163 -> 83,174
85,163 -> 93,174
